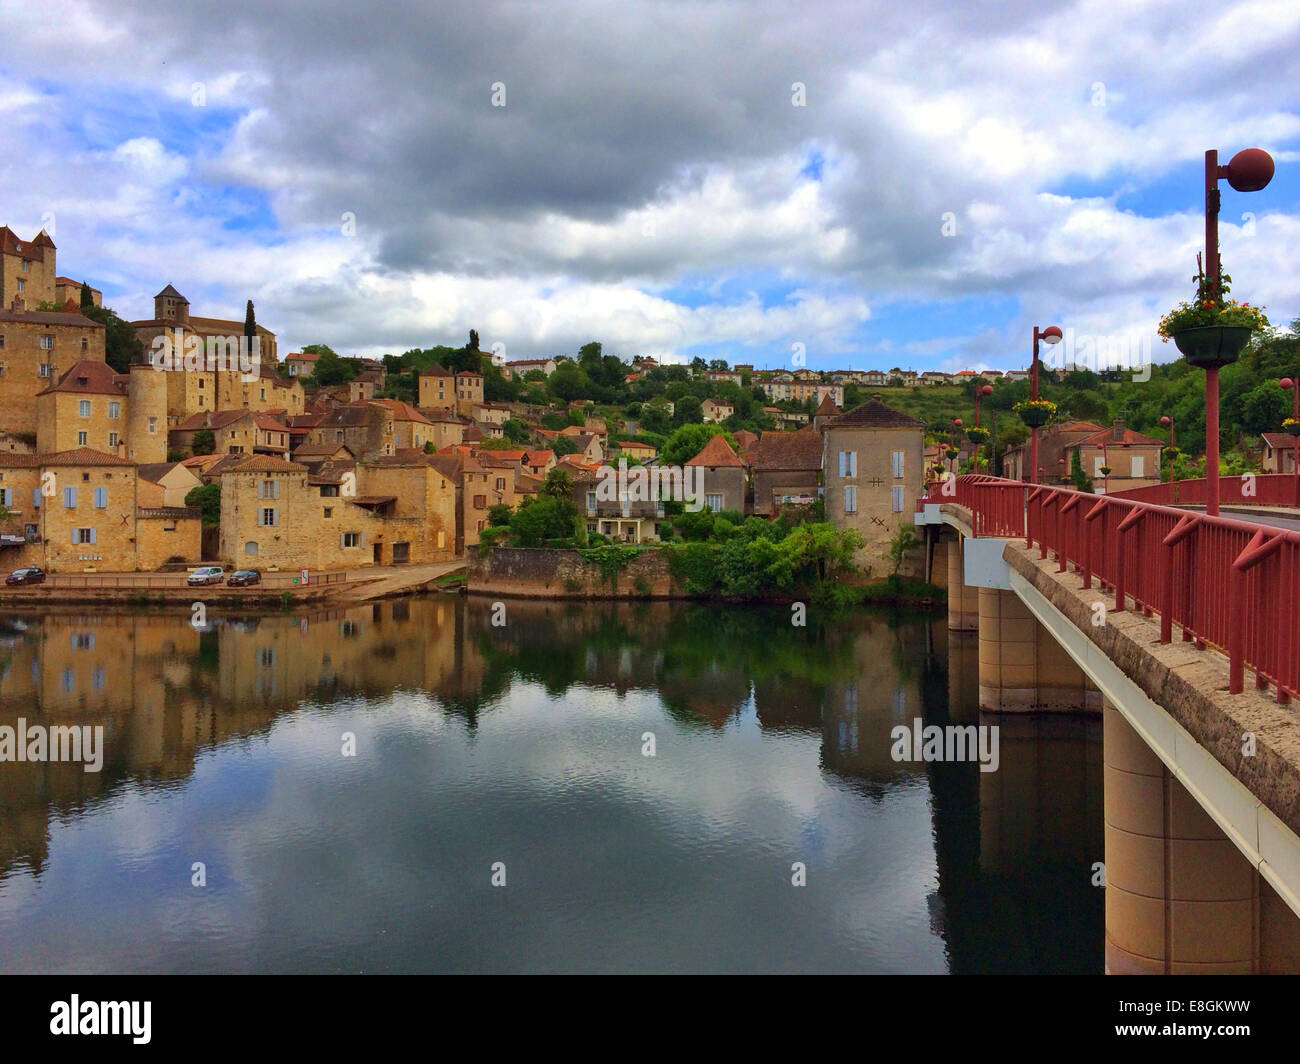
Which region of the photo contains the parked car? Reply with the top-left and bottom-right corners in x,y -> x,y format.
187,566 -> 225,587
5,567 -> 46,586
226,569 -> 261,587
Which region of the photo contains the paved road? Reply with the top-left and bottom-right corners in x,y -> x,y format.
1179,506 -> 1300,533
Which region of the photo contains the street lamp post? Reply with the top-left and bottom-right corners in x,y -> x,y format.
1160,414 -> 1175,487
1281,379 -> 1299,504
1200,147 -> 1275,516
1030,325 -> 1063,484
949,418 -> 962,474
1058,456 -> 1067,484
974,383 -> 993,474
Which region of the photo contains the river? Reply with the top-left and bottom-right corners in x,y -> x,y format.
0,597 -> 1101,973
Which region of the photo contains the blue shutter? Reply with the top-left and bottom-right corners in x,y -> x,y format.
64,486 -> 76,508
90,528 -> 96,544
94,487 -> 107,508
33,487 -> 40,508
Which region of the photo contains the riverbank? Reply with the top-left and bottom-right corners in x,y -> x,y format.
0,561 -> 466,610
467,545 -> 944,607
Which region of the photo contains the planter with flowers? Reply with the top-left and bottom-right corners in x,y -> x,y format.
944,447 -> 960,461
1014,398 -> 1056,429
1099,465 -> 1113,478
1284,418 -> 1300,437
964,425 -> 990,445
1158,270 -> 1270,369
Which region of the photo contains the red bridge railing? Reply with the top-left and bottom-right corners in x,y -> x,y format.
1108,473 -> 1299,507
918,474 -> 1300,702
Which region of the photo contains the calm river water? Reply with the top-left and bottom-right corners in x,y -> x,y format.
0,597 -> 1101,973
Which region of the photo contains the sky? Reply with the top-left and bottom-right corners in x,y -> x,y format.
1,0 -> 1297,374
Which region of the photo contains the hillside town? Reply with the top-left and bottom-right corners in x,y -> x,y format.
0,224 -> 1001,581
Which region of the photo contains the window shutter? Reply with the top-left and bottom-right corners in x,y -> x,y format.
90,528 -> 96,544
340,533 -> 346,548
838,451 -> 846,477
33,487 -> 40,508
359,532 -> 365,547
94,487 -> 106,508
71,528 -> 78,543
64,486 -> 76,508
273,480 -> 279,499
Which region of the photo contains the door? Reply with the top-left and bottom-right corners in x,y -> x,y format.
393,542 -> 410,564
373,543 -> 383,565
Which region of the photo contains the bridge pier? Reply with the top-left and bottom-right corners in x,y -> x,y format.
1104,699 -> 1258,974
945,534 -> 978,631
978,587 -> 1100,714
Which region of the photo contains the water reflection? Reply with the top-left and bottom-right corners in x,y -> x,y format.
0,598 -> 1101,973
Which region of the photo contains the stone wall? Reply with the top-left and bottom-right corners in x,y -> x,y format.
468,546 -> 677,598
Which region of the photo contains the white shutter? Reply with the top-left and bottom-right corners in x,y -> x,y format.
892,486 -> 905,512
838,451 -> 846,477
1131,455 -> 1145,478
892,450 -> 904,478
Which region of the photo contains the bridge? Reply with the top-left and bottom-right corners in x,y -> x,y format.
915,474 -> 1300,974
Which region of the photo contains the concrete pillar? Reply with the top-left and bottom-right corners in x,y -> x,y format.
946,535 -> 978,631
977,587 -> 1099,713
1103,699 -> 1257,974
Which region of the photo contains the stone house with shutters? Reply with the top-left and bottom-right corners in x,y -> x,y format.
820,395 -> 925,567
35,359 -> 129,454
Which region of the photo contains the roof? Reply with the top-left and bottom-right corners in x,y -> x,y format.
524,449 -> 555,465
40,447 -> 134,468
455,369 -> 482,378
286,351 -> 320,362
155,284 -> 187,301
174,409 -> 251,431
515,473 -> 544,493
36,359 -> 127,397
828,396 -> 925,429
419,363 -> 453,377
1263,433 -> 1298,450
367,399 -> 430,424
292,442 -> 354,459
253,412 -> 291,432
745,426 -> 823,471
0,226 -> 54,259
618,440 -> 655,451
1075,425 -> 1165,448
136,462 -> 191,484
733,429 -> 758,450
814,394 -> 841,416
219,455 -> 307,475
686,435 -> 744,468
316,404 -> 379,428
0,307 -> 102,327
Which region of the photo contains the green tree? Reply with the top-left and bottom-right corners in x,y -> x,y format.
660,423 -> 735,466
541,467 -> 574,504
79,281 -> 94,314
502,417 -> 531,444
185,483 -> 221,527
487,503 -> 512,527
310,348 -> 356,386
673,395 -> 703,426
244,300 -> 256,348
191,428 -> 216,456
888,523 -> 919,577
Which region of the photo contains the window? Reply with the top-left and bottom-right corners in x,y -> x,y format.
891,450 -> 905,479
17,279 -> 24,293
258,507 -> 278,527
63,486 -> 77,508
844,486 -> 857,514
21,261 -> 29,273
320,484 -> 339,497
495,476 -> 505,491
892,485 -> 905,513
108,401 -> 120,419
245,541 -> 258,555
838,450 -> 857,478
40,333 -> 53,349
147,417 -> 157,433
586,490 -> 597,513
77,431 -> 88,445
1131,455 -> 1145,478
0,488 -> 9,507
259,648 -> 275,667
476,520 -> 485,532
323,507 -> 333,519
473,494 -> 486,508
73,527 -> 95,544
39,363 -> 52,377
72,633 -> 94,650
341,532 -> 360,548
93,487 -> 107,508
62,668 -> 74,693
1094,456 -> 1105,476
92,666 -> 106,690
257,479 -> 279,499
108,433 -> 119,448
705,493 -> 723,512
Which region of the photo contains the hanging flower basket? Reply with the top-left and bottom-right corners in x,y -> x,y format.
1162,445 -> 1181,459
1158,270 -> 1270,370
1014,399 -> 1055,428
964,425 -> 990,445
944,447 -> 960,460
1284,418 -> 1300,437
1099,465 -> 1112,477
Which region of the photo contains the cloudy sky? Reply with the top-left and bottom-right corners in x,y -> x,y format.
1,0 -> 1297,372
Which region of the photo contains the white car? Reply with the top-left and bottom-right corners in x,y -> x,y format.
187,566 -> 225,587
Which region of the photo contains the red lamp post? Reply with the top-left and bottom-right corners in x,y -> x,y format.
1200,147 -> 1275,516
1058,456 -> 1067,483
949,417 -> 963,474
974,383 -> 993,427
1281,378 -> 1299,503
1030,325 -> 1063,484
1160,414 -> 1175,486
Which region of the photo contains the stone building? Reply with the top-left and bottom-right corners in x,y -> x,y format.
744,425 -> 823,516
0,302 -> 106,437
684,434 -> 747,512
35,359 -> 129,454
0,227 -> 58,308
820,395 -> 925,566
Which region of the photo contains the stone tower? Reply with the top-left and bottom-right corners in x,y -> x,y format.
153,284 -> 189,323
127,360 -> 168,464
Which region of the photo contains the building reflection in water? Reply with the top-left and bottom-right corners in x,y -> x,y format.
0,597 -> 1103,971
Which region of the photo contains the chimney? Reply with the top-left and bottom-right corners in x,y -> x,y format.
10,296 -> 24,313
1111,418 -> 1124,442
